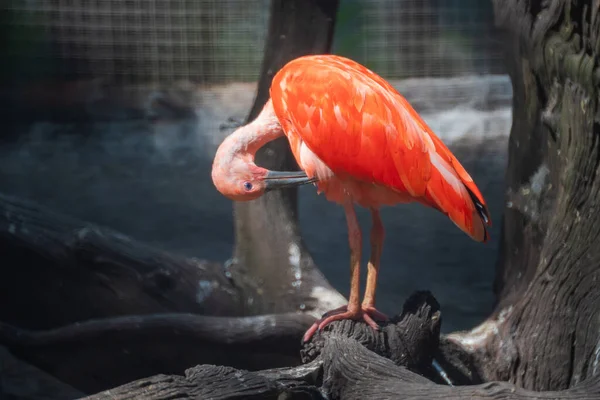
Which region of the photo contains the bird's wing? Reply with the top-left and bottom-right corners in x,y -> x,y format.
270,55 -> 491,242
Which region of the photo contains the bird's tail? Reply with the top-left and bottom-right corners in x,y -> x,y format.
420,150 -> 492,243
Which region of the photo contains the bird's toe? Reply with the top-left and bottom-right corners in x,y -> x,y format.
361,305 -> 389,321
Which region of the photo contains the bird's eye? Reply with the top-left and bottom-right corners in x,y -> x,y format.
243,181 -> 253,191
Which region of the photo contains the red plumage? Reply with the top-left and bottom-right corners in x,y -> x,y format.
270,54 -> 491,242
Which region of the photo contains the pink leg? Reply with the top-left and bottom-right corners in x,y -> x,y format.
362,208 -> 388,320
302,202 -> 386,342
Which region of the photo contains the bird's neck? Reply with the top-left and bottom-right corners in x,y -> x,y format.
231,100 -> 283,157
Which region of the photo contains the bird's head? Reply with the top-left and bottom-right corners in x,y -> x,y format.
212,136 -> 316,202
212,155 -> 267,201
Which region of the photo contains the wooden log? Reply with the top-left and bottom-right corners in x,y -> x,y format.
300,291 -> 442,372
0,192 -> 242,330
83,291 -> 442,399
0,313 -> 314,394
316,338 -> 600,400
82,292 -> 600,399
81,338 -> 600,400
0,190 -> 339,393
84,361 -> 325,400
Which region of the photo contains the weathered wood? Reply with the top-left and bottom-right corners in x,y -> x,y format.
445,0 -> 600,393
0,192 -> 339,395
299,289 -> 444,386
83,291 -> 441,399
0,313 -> 313,394
229,0 -> 347,317
81,337 -> 600,400
317,338 -> 600,400
84,361 -> 325,400
82,292 -> 600,399
300,291 -> 442,372
0,193 -> 242,330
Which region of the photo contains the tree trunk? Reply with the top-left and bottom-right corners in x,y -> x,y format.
229,0 -> 347,317
446,0 -> 600,392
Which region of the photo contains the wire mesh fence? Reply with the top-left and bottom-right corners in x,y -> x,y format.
337,0 -> 504,78
1,0 -> 504,87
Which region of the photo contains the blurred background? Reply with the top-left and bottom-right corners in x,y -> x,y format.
0,0 -> 511,332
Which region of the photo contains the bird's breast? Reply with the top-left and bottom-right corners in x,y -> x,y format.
287,131 -> 412,208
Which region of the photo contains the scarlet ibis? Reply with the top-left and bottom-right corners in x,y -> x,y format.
211,54 -> 491,343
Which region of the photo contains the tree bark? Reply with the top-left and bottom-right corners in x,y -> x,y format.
446,0 -> 600,392
229,0 -> 347,317
82,292 -> 443,400
0,312 -> 313,394
80,293 -> 600,400
0,193 -> 242,330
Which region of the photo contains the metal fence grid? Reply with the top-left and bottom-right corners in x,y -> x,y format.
1,0 -> 504,87
2,0 -> 270,85
351,0 -> 504,78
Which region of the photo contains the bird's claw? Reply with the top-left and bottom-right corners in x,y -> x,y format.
302,305 -> 389,343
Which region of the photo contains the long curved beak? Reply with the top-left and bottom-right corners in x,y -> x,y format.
264,170 -> 317,191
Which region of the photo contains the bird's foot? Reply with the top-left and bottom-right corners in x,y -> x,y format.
302,305 -> 389,342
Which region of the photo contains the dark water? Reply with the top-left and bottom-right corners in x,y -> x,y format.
0,77 -> 511,333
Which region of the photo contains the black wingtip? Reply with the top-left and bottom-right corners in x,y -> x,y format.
464,186 -> 491,242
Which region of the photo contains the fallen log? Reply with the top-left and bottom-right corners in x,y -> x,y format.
83,291 -> 443,399
84,362 -> 325,400
0,312 -> 314,394
82,339 -> 600,400
0,192 -> 243,330
0,185 -> 341,331
0,290 -> 484,396
0,188 -> 340,395
82,292 -> 600,400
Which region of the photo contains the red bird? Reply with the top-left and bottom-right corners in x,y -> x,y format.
212,54 -> 491,342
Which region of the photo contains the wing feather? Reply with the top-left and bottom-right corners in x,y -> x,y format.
270,55 -> 491,242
